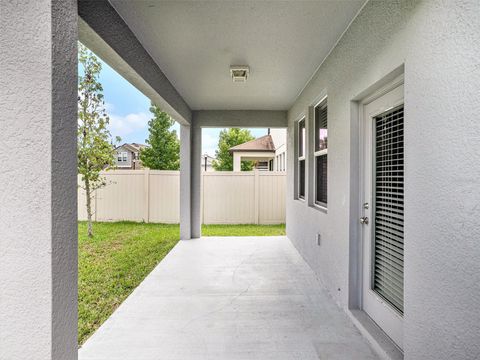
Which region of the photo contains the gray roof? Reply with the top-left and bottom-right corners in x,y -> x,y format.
115,143 -> 147,152
229,135 -> 275,153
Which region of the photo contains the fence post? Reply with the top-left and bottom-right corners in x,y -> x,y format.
254,170 -> 260,224
144,168 -> 150,223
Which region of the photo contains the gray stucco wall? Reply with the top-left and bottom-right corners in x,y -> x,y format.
286,1 -> 480,359
193,110 -> 287,128
0,0 -> 78,359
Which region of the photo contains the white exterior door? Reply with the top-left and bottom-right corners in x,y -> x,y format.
361,83 -> 404,349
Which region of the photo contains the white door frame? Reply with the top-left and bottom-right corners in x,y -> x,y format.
358,76 -> 405,349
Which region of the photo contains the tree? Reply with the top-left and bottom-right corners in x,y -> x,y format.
140,104 -> 180,170
78,43 -> 118,238
212,128 -> 255,171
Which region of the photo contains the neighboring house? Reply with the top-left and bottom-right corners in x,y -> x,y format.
201,153 -> 216,172
270,128 -> 287,171
229,129 -> 287,171
114,143 -> 146,170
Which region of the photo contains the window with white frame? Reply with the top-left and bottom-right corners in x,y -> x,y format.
122,152 -> 128,162
117,152 -> 122,161
297,118 -> 306,199
314,98 -> 328,206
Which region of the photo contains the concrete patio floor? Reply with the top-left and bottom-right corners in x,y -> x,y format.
79,236 -> 379,360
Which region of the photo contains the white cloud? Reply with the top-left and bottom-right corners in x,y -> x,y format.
202,131 -> 219,157
203,147 -> 217,157
108,112 -> 150,138
104,102 -> 115,113
202,132 -> 218,148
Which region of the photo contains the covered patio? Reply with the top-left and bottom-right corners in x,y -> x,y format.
79,236 -> 378,360
2,0 -> 479,359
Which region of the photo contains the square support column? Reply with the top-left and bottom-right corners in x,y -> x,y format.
180,125 -> 192,240
179,125 -> 202,240
191,125 -> 202,238
0,1 -> 78,359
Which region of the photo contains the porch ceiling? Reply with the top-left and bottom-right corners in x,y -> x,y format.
109,0 -> 365,111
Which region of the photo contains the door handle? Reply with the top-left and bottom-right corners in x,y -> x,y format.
359,216 -> 369,225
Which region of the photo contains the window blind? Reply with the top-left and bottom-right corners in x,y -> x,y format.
298,118 -> 306,199
314,99 -> 328,206
315,102 -> 328,151
316,155 -> 327,204
373,106 -> 404,314
299,160 -> 305,198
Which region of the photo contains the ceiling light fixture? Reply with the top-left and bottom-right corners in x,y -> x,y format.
230,65 -> 249,83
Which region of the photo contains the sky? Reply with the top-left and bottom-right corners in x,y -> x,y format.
84,56 -> 267,157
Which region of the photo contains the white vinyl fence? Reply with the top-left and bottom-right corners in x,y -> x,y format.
78,170 -> 286,224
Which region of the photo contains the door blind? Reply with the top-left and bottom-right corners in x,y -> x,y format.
373,106 -> 404,314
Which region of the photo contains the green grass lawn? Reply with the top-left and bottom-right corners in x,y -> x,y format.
202,223 -> 285,237
78,221 -> 285,345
